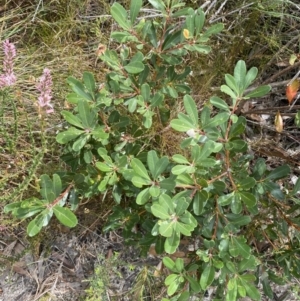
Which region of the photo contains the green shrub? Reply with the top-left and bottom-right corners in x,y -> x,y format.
5,0 -> 300,300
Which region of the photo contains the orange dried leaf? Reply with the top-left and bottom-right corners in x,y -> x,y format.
275,111 -> 283,133
286,79 -> 300,104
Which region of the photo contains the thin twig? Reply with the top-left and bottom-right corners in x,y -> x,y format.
209,2 -> 254,23
209,0 -> 229,22
287,70 -> 300,86
263,33 -> 300,68
200,1 -> 212,10
205,0 -> 218,15
50,250 -> 66,297
31,0 -> 43,22
289,90 -> 300,111
262,61 -> 300,84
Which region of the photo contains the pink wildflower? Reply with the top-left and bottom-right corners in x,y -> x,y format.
37,68 -> 54,114
0,39 -> 17,88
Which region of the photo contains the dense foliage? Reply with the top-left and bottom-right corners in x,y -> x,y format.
4,0 -> 300,300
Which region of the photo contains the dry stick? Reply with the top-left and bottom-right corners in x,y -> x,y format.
50,250 -> 67,297
209,0 -> 229,22
32,275 -> 57,301
247,119 -> 300,146
289,92 -> 300,111
106,291 -> 112,301
288,1 -> 300,10
263,33 -> 300,69
209,2 -> 254,23
200,1 -> 212,10
262,61 -> 300,85
31,0 -> 43,22
205,0 -> 218,15
287,69 -> 300,86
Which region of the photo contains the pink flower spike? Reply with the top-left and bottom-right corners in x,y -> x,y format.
0,39 -> 17,87
37,68 -> 54,114
3,40 -> 16,59
0,75 -> 6,88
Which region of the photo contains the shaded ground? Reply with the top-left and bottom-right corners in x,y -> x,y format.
0,225 -> 299,301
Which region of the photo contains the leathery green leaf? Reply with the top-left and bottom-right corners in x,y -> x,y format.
172,154 -> 190,164
163,256 -> 176,270
78,99 -> 96,129
165,231 -> 180,254
266,165 -> 290,181
83,71 -> 96,94
221,85 -> 237,99
239,278 -> 261,300
53,206 -> 78,227
170,118 -> 196,132
167,277 -> 180,296
202,112 -> 229,129
67,76 -> 93,101
239,191 -> 256,207
52,174 -> 62,198
193,190 -> 208,215
195,8 -> 205,35
159,220 -> 173,237
226,278 -> 238,301
151,203 -> 170,219
159,194 -> 175,213
244,66 -> 258,88
186,275 -> 201,293
61,111 -> 84,129
200,264 -> 215,290
154,157 -> 169,179
131,158 -> 151,181
56,127 -> 84,144
175,197 -> 189,215
225,74 -> 238,94
232,237 -> 251,259
183,95 -> 198,126
136,188 -> 151,205
130,0 -> 142,24
175,258 -> 184,272
124,61 -> 145,74
27,214 -> 44,237
175,222 -> 193,236
210,96 -> 230,111
234,60 -> 247,93
40,174 -> 55,203
165,274 -> 177,286
244,85 -> 271,98
111,3 -> 131,30
148,0 -> 166,12
132,176 -> 152,187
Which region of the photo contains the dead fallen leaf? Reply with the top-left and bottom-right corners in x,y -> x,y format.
275,111 -> 283,133
286,79 -> 300,104
153,260 -> 163,277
